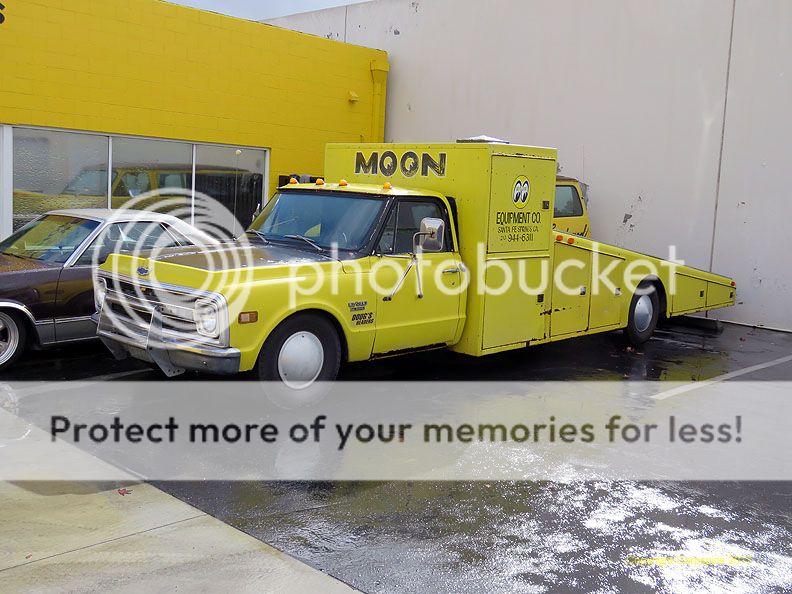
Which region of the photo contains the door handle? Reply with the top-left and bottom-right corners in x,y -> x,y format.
442,267 -> 461,274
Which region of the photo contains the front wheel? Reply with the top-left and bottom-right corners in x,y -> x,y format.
0,310 -> 28,372
256,313 -> 341,388
624,283 -> 660,345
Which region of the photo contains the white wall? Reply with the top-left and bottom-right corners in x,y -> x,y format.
269,0 -> 792,330
711,0 -> 792,331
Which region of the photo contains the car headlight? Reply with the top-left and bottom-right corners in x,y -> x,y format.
195,299 -> 219,338
95,277 -> 108,310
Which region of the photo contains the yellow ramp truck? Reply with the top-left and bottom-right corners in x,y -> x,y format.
96,142 -> 736,385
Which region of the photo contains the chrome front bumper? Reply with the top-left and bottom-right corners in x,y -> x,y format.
94,307 -> 241,377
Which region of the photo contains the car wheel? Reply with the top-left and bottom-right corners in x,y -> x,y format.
256,313 -> 341,388
624,283 -> 660,345
0,310 -> 28,371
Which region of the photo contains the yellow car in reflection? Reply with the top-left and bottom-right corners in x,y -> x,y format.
12,165 -> 264,231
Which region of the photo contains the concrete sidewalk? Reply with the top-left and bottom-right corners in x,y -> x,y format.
0,480 -> 356,593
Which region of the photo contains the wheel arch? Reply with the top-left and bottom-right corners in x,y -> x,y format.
641,275 -> 668,319
0,301 -> 38,347
263,307 -> 349,364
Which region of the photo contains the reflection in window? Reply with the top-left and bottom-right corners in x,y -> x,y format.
12,129 -> 108,231
196,145 -> 266,235
0,215 -> 99,263
114,171 -> 152,198
111,137 -> 192,215
7,129 -> 267,240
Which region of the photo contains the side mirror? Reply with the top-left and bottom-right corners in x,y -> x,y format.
415,217 -> 445,253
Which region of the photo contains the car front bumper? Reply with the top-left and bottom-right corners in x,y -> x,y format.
94,307 -> 241,377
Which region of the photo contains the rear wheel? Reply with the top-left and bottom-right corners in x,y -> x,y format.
256,313 -> 341,388
0,311 -> 28,372
624,283 -> 660,345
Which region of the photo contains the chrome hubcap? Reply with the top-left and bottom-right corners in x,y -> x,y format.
0,313 -> 20,366
634,294 -> 654,333
277,331 -> 324,389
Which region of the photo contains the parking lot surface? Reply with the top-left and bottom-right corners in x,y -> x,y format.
5,321 -> 792,592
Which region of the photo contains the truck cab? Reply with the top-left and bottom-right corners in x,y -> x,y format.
95,141 -> 735,386
554,177 -> 590,238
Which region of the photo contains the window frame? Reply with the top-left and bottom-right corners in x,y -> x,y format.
373,196 -> 455,255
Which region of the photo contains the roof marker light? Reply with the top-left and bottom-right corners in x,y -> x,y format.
567,237 -> 575,244
316,178 -> 325,185
289,177 -> 298,185
339,179 -> 348,187
383,182 -> 392,190
556,234 -> 563,241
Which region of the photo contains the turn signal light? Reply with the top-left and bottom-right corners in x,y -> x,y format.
238,311 -> 258,324
289,177 -> 298,184
339,179 -> 349,186
316,178 -> 325,185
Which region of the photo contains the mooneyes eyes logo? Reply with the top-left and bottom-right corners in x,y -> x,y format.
512,176 -> 530,209
137,266 -> 150,277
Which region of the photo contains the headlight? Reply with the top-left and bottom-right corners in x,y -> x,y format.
195,299 -> 219,337
95,277 -> 108,310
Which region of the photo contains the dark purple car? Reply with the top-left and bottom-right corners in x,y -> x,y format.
0,209 -> 211,371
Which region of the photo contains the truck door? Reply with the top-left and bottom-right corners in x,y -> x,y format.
481,155 -> 555,349
550,241 -> 592,337
371,198 -> 463,355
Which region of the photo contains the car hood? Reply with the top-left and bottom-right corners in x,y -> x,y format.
100,240 -> 350,293
0,256 -> 60,306
146,241 -> 332,271
0,253 -> 60,273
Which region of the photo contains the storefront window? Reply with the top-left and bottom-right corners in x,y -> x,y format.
196,145 -> 266,234
111,137 -> 193,217
12,129 -> 108,231
6,129 -> 267,237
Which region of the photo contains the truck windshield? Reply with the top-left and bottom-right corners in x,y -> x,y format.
0,215 -> 99,263
249,191 -> 386,251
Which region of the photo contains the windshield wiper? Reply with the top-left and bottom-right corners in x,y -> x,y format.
284,234 -> 324,252
245,229 -> 270,244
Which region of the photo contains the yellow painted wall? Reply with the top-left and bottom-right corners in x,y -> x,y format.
0,0 -> 388,192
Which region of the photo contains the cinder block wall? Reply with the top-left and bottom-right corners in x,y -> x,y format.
268,0 -> 792,331
0,0 -> 388,192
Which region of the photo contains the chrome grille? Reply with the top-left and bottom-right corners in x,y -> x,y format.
98,273 -> 228,348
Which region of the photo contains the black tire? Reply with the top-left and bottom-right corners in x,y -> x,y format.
0,310 -> 28,372
624,282 -> 660,346
256,313 -> 341,386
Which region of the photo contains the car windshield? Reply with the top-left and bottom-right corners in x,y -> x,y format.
0,215 -> 99,263
249,191 -> 386,251
62,169 -> 114,196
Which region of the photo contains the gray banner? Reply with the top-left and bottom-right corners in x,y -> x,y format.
0,381 -> 788,481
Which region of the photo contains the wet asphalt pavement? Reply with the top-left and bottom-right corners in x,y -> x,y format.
5,321 -> 792,592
